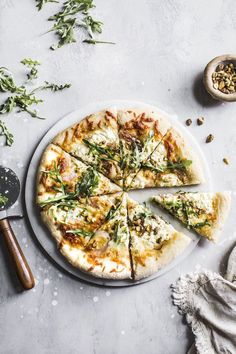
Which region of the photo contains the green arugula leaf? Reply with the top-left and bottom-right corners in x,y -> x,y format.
39,166 -> 100,207
0,60 -> 71,129
42,81 -> 71,92
193,220 -> 211,229
0,67 -> 24,94
21,58 -> 41,67
47,0 -> 113,49
21,58 -> 41,81
0,120 -> 14,146
83,39 -> 115,45
167,159 -> 192,170
0,193 -> 8,206
43,161 -> 66,194
66,229 -> 94,238
113,221 -> 125,244
75,167 -> 99,197
36,0 -> 59,11
83,139 -> 119,162
105,199 -> 123,222
141,159 -> 192,174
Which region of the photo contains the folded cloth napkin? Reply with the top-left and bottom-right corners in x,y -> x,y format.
172,244 -> 236,354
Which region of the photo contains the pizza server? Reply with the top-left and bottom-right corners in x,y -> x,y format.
0,166 -> 34,290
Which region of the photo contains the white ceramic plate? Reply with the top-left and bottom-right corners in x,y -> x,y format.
25,100 -> 212,287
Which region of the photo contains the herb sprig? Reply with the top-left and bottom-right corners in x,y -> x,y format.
39,165 -> 100,207
66,229 -> 94,238
46,0 -> 114,50
76,167 -> 99,197
141,159 -> 192,173
0,120 -> 14,146
0,59 -> 71,145
36,0 -> 59,11
21,58 -> 41,81
83,139 -> 119,162
0,193 -> 8,207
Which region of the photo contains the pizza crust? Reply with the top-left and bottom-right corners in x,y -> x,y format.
166,127 -> 205,185
41,211 -> 129,279
53,109 -> 118,152
41,192 -> 132,279
118,108 -> 172,136
60,242 -> 131,280
134,232 -> 191,280
204,192 -> 231,242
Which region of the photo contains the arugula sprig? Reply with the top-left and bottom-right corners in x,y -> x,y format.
0,67 -> 24,94
0,92 -> 44,119
21,58 -> 41,81
142,159 -> 192,173
0,193 -> 8,207
36,0 -> 59,11
65,229 -> 94,238
0,120 -> 14,146
47,0 -> 114,50
76,167 -> 99,197
42,81 -> 72,92
39,166 -> 100,207
0,59 -> 71,145
83,139 -> 119,162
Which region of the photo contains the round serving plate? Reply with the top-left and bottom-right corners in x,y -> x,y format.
25,100 -> 212,287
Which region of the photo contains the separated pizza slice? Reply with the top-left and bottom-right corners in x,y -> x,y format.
152,192 -> 231,241
117,109 -> 171,189
42,192 -> 131,279
126,126 -> 205,190
37,144 -> 121,207
52,109 -> 123,185
127,198 -> 191,280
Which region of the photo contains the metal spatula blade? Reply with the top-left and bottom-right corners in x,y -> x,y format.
0,166 -> 35,290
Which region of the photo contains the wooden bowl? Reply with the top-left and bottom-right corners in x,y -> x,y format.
203,54 -> 236,102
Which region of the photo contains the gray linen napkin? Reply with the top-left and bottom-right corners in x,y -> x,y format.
172,245 -> 236,354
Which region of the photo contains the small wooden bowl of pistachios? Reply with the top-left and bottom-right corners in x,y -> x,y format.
203,54 -> 236,102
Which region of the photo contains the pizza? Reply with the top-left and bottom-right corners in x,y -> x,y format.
52,109 -> 123,186
125,127 -> 204,190
36,107 -> 231,280
52,108 -> 204,190
41,192 -> 131,279
117,109 -> 171,190
37,144 -> 121,207
127,198 -> 191,280
152,192 -> 231,241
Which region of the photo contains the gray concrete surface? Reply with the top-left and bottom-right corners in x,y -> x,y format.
0,1 -> 236,353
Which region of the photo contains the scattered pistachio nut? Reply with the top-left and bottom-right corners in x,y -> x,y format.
212,62 -> 236,94
206,134 -> 214,143
223,158 -> 229,165
197,117 -> 204,125
186,119 -> 192,126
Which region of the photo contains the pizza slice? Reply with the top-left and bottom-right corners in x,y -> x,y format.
152,192 -> 231,241
42,192 -> 131,279
127,198 -> 191,280
125,126 -> 205,190
117,109 -> 170,190
52,109 -> 123,185
37,144 -> 121,207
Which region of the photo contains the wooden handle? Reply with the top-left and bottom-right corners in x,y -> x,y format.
0,218 -> 35,290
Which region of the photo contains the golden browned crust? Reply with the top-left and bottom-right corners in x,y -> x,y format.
52,109 -> 118,153
134,232 -> 191,280
201,192 -> 231,241
165,127 -> 205,185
